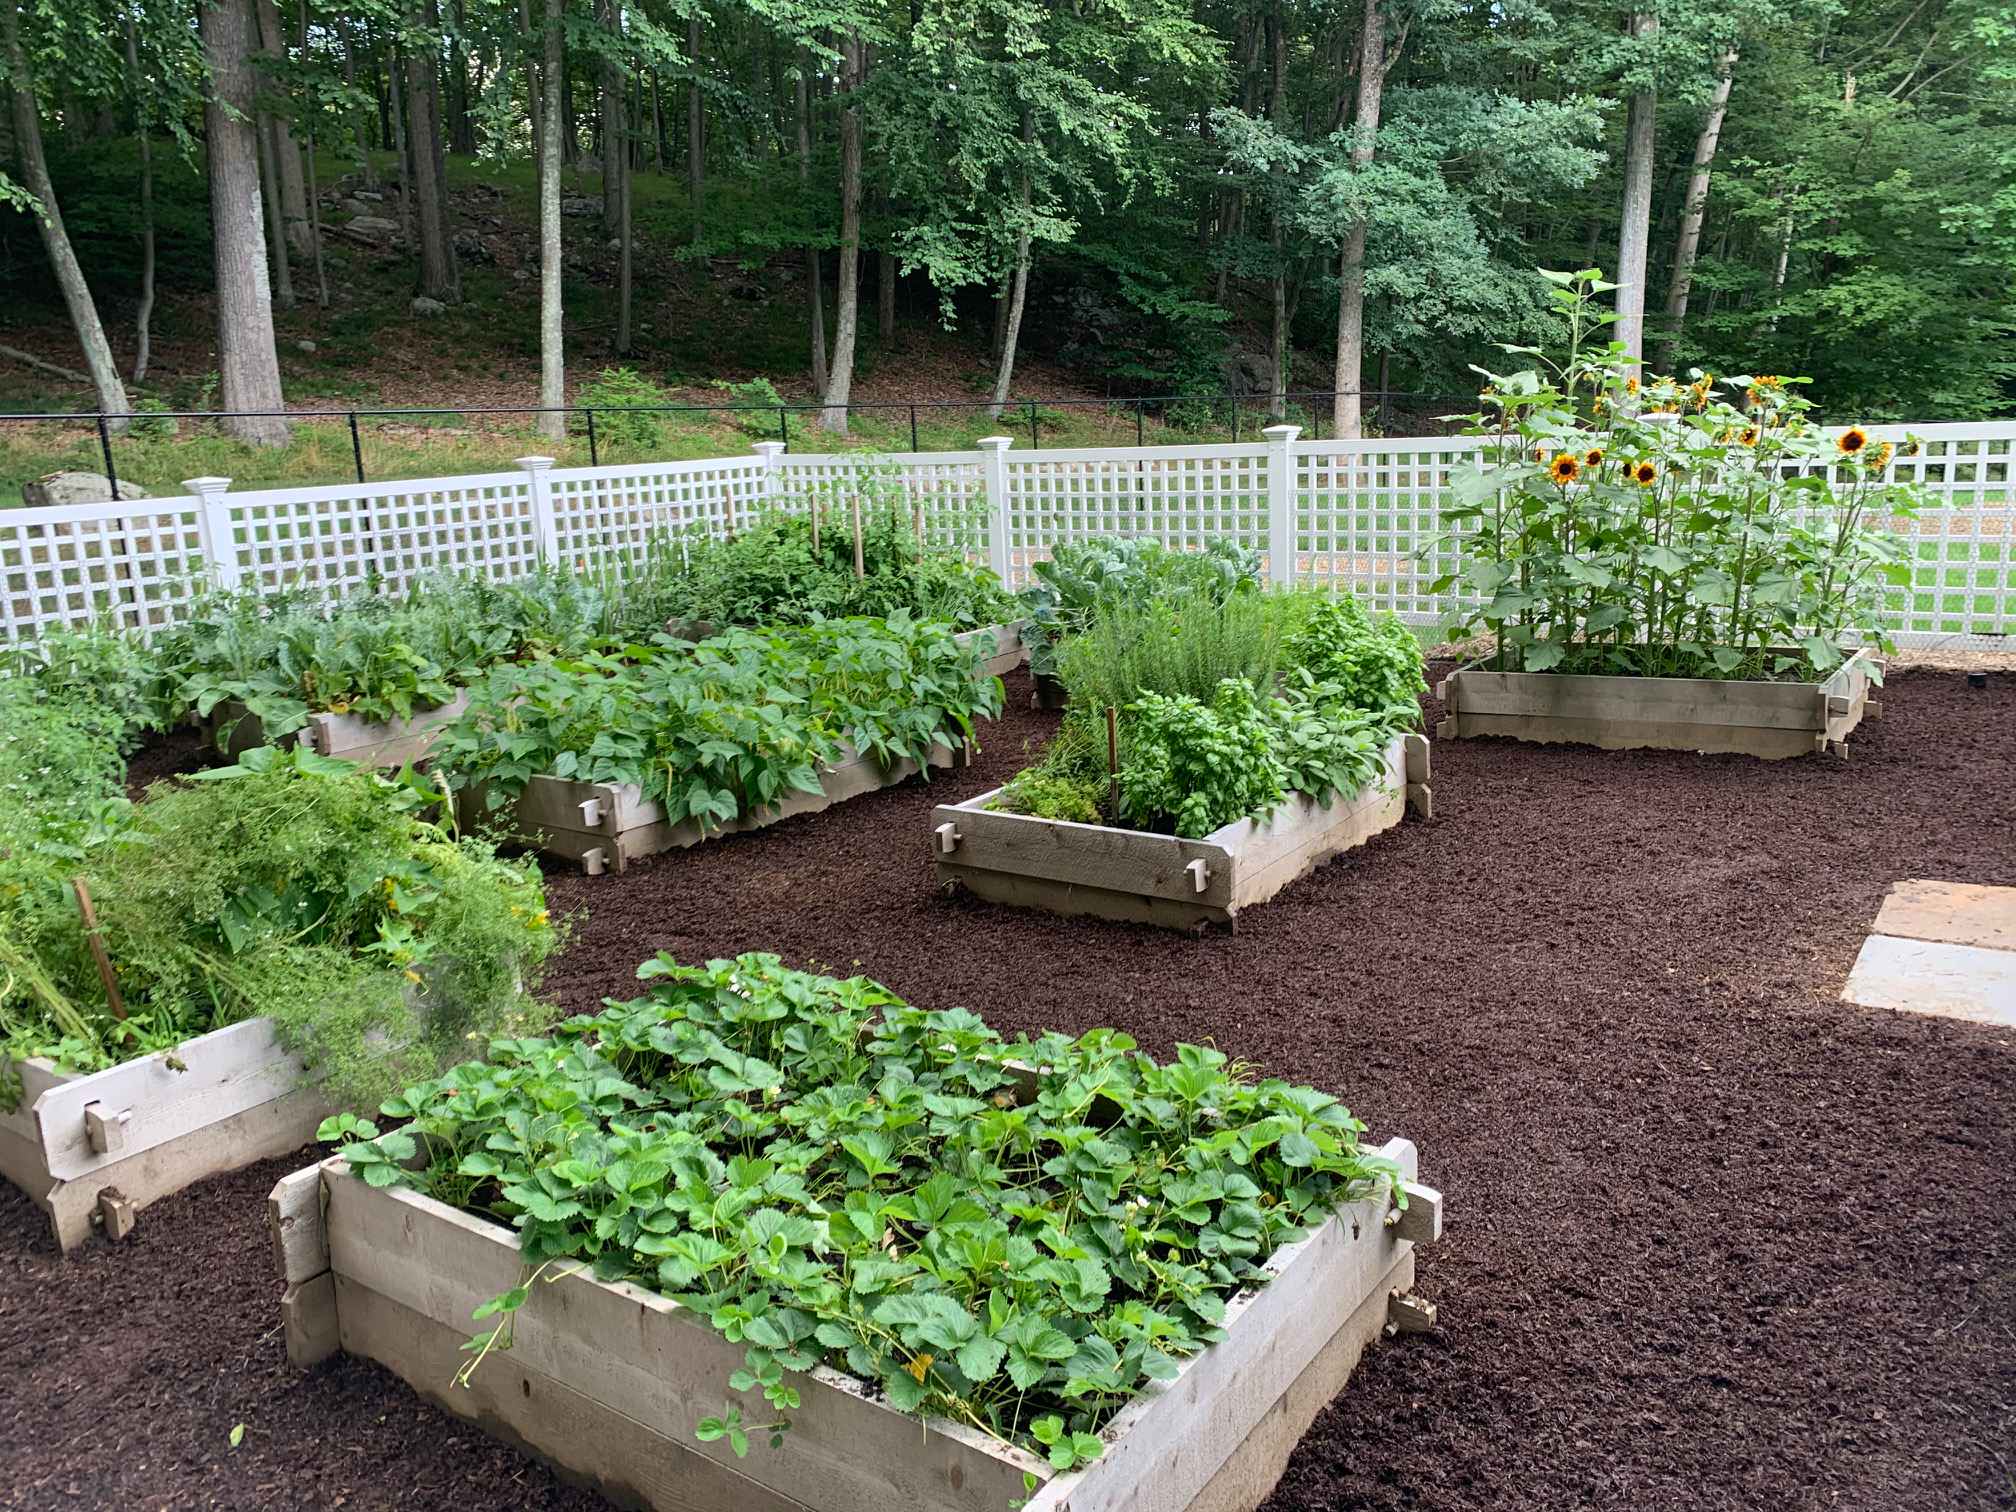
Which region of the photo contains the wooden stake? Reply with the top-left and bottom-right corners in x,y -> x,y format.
72,878 -> 126,1020
1105,705 -> 1121,816
851,496 -> 865,579
810,496 -> 821,555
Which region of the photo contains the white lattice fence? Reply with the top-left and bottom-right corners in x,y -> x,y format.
773,451 -> 992,560
0,495 -> 207,639
545,455 -> 769,569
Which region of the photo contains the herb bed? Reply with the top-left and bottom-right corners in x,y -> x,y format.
935,733 -> 1429,930
2,1019 -> 327,1253
1436,647 -> 1880,759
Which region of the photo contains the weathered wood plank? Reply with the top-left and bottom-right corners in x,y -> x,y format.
1021,1138 -> 1420,1512
269,1163 -> 329,1284
283,1273 -> 340,1367
935,801 -> 1237,907
1443,711 -> 1828,760
322,1165 -> 1042,1512
31,1018 -> 310,1181
208,693 -> 469,769
335,1275 -> 814,1512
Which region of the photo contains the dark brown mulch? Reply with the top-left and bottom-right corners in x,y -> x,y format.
5,665 -> 2013,1512
122,724 -> 213,796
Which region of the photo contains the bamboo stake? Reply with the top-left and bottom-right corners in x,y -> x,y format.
71,878 -> 126,1021
810,494 -> 821,555
1105,705 -> 1120,816
851,495 -> 865,579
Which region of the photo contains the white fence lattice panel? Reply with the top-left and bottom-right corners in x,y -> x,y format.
547,457 -> 769,569
775,453 -> 992,559
1,496 -> 207,639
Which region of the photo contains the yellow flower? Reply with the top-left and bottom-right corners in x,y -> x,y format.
531,909 -> 550,927
1549,454 -> 1581,484
1584,447 -> 1605,467
1837,427 -> 1869,455
1902,439 -> 1922,457
1739,427 -> 1759,446
403,968 -> 422,984
904,1354 -> 934,1384
1625,377 -> 1640,395
1633,461 -> 1658,486
1869,442 -> 1895,469
1756,375 -> 1783,388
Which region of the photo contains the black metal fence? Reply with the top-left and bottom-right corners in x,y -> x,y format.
0,388 -> 1471,499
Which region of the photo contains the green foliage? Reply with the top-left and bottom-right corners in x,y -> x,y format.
327,952 -> 1401,1464
1118,680 -> 1286,838
1282,596 -> 1428,727
710,376 -> 787,438
663,500 -> 1013,633
986,769 -> 1105,825
1433,270 -> 1922,678
0,620 -> 177,755
576,367 -> 673,453
437,616 -> 1004,830
1020,536 -> 1260,679
1054,591 -> 1299,718
0,746 -> 557,1109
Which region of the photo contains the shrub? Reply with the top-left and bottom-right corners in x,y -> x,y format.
1,620 -> 176,754
575,366 -> 670,454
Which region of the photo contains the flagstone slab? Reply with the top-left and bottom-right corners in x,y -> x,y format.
1842,934 -> 2016,1029
1872,879 -> 2016,953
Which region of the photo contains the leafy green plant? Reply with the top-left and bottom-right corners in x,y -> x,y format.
437,616 -> 1003,831
0,620 -> 177,754
1432,268 -> 1921,680
325,953 -> 1403,1470
1019,537 -> 1260,680
576,367 -> 672,453
1281,596 -> 1427,728
710,375 -> 787,438
0,745 -> 558,1109
1117,680 -> 1285,838
986,770 -> 1105,825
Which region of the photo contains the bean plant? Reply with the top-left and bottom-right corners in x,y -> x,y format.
1431,269 -> 1921,680
324,954 -> 1404,1475
437,615 -> 1003,830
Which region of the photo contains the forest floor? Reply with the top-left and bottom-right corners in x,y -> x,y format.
0,152 -> 1397,503
3,664 -> 2014,1511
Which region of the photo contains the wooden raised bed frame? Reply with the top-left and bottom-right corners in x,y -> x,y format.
205,692 -> 472,769
462,739 -> 972,875
932,732 -> 1429,931
1,1019 -> 326,1253
270,1137 -> 1440,1512
1436,647 -> 1882,760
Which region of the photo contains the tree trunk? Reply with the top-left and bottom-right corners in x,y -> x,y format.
1333,0 -> 1386,438
200,0 -> 290,445
1614,11 -> 1659,369
686,10 -> 704,245
818,33 -> 863,434
387,48 -> 415,241
1266,0 -> 1287,419
5,0 -> 129,422
1654,45 -> 1737,373
602,0 -> 631,353
652,69 -> 668,169
599,0 -> 620,230
256,104 -> 297,308
520,0 -> 542,176
302,0 -> 329,308
405,0 -> 459,301
536,0 -> 566,442
989,112 -> 1035,418
125,13 -> 156,387
876,189 -> 895,344
253,0 -> 311,255
795,49 -> 826,393
448,0 -> 475,154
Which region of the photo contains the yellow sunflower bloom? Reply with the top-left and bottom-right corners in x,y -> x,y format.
1739,427 -> 1759,446
1633,461 -> 1658,486
1549,454 -> 1580,484
1625,377 -> 1640,395
1837,427 -> 1869,455
1869,442 -> 1895,469
1584,446 -> 1605,467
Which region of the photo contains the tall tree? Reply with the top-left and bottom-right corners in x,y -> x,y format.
818,31 -> 863,432
253,0 -> 310,254
1655,44 -> 1737,371
3,0 -> 129,423
535,0 -> 565,441
405,0 -> 460,301
1613,9 -> 1659,368
1333,0 -> 1397,438
795,47 -> 827,392
201,0 -> 291,445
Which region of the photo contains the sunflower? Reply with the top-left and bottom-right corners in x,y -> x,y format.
1625,376 -> 1640,395
1633,461 -> 1658,486
1903,439 -> 1922,457
1739,426 -> 1759,446
1837,427 -> 1869,455
1549,453 -> 1581,484
1869,442 -> 1895,469
1534,445 -> 1549,462
1584,446 -> 1605,467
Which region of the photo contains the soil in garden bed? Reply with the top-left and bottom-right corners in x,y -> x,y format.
4,664 -> 2013,1511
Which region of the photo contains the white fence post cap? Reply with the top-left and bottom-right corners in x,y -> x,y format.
516,455 -> 557,470
752,441 -> 786,459
975,436 -> 1014,451
1262,424 -> 1301,442
183,475 -> 233,494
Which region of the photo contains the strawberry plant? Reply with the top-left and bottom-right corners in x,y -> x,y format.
325,953 -> 1405,1473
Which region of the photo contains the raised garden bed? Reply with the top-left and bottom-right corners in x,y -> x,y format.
204,693 -> 472,768
270,1136 -> 1439,1512
668,621 -> 1027,680
933,733 -> 1429,931
462,740 -> 971,875
1,1019 -> 326,1253
1435,648 -> 1881,760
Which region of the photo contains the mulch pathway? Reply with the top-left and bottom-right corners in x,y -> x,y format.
4,665 -> 2012,1511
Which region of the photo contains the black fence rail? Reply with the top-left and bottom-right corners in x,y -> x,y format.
0,389 -> 1472,500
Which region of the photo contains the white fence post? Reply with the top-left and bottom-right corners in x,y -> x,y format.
184,476 -> 241,590
1263,424 -> 1300,587
748,440 -> 786,535
519,455 -> 560,564
977,436 -> 1014,583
